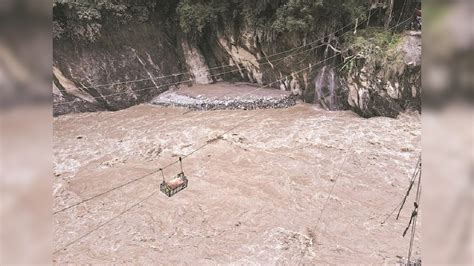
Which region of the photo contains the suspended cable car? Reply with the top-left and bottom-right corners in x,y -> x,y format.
159,157 -> 188,197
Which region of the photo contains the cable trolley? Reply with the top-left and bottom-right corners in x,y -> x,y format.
159,157 -> 188,197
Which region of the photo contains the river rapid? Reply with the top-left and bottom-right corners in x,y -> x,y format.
53,103 -> 421,264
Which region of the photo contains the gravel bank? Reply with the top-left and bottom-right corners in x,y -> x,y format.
151,82 -> 297,110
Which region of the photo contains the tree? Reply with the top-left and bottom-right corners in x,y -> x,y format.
384,0 -> 394,29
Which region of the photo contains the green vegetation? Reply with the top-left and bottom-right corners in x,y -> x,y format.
272,0 -> 324,33
54,0 -> 369,42
53,0 -> 162,41
344,28 -> 402,55
272,0 -> 367,33
177,0 -> 216,35
341,28 -> 406,79
176,0 -> 230,39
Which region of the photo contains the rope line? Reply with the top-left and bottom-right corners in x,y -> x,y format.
54,16 -> 413,215
53,17 -> 414,254
54,44 -> 325,107
257,18 -> 362,61
53,190 -> 158,254
56,18 -> 366,93
55,17 -> 412,106
53,160 -> 178,214
380,154 -> 421,224
54,78 -> 192,106
396,155 -> 421,220
314,136 -> 355,232
407,163 -> 421,263
53,54 -> 335,214
310,15 -> 414,237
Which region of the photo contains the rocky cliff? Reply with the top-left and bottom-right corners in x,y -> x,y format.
341,30 -> 421,117
53,18 -> 188,115
53,0 -> 420,117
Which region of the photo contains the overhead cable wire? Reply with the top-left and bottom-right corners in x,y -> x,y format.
54,16 -> 413,216
53,59 -> 351,254
257,18 -> 364,61
313,136 -> 355,233
54,44 -> 319,107
380,154 -> 421,224
407,163 -> 421,264
53,56 -> 340,256
54,39 -> 333,106
54,78 -> 193,106
58,18 -> 367,92
53,189 -> 158,254
53,55 -> 336,214
53,16 -> 419,256
396,155 -> 421,220
309,15 -> 415,234
52,159 -> 179,214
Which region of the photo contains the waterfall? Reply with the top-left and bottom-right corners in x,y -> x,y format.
309,40 -> 343,110
313,65 -> 340,111
314,66 -> 326,105
328,67 -> 336,108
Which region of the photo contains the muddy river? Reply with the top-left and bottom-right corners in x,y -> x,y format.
53,103 -> 421,264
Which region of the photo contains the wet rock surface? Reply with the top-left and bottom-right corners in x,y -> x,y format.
53,21 -> 420,119
52,19 -> 188,117
343,31 -> 422,118
151,82 -> 297,111
53,104 -> 421,264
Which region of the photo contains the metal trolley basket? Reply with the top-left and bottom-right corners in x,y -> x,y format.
159,157 -> 188,197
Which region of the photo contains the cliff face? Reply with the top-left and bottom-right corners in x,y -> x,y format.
53,20 -> 187,115
53,1 -> 420,117
52,18 -> 304,116
343,31 -> 421,118
209,27 -> 422,118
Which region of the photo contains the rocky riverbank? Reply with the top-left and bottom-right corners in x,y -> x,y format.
53,1 -> 420,118
151,82 -> 297,111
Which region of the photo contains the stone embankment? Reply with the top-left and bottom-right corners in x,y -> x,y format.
151,82 -> 297,111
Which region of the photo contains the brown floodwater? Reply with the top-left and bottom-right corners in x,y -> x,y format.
53,103 -> 421,264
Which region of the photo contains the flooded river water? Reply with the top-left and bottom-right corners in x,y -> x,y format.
53,103 -> 421,264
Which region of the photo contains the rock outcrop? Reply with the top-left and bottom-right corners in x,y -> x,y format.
53,19 -> 188,116
344,31 -> 421,117
53,2 -> 420,118
181,39 -> 213,84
